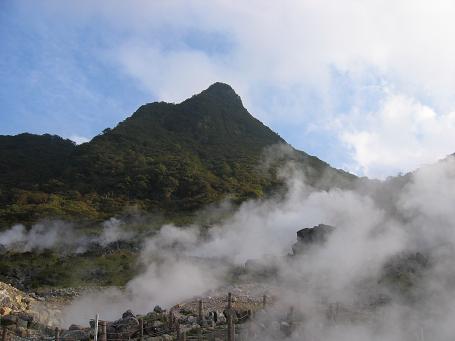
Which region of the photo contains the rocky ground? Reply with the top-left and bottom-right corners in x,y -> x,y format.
0,281 -> 274,340
0,283 -> 127,338
0,281 -> 61,337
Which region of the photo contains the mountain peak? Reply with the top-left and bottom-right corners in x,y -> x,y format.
195,82 -> 243,107
206,82 -> 236,92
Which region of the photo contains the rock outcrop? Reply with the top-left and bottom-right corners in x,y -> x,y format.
0,281 -> 65,330
292,224 -> 336,255
0,281 -> 33,316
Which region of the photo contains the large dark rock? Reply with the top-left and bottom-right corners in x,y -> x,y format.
153,305 -> 163,314
69,324 -> 85,331
122,309 -> 135,319
110,313 -> 139,333
292,224 -> 335,255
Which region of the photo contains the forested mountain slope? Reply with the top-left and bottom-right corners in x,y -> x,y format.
0,83 -> 356,227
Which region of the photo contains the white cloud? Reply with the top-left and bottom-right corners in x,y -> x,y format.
114,43 -> 231,102
79,0 -> 455,105
341,93 -> 455,178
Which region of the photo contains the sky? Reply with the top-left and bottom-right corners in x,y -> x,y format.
1,0 -> 455,179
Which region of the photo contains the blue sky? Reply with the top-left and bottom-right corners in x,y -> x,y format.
0,1 -> 149,143
2,1 -> 455,178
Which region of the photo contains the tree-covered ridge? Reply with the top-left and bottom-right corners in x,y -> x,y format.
0,83 -> 356,227
0,133 -> 76,187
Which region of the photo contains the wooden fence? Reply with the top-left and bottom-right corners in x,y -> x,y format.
1,293 -> 267,341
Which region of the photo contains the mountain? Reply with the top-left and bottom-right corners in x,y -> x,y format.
0,133 -> 76,187
0,83 -> 356,227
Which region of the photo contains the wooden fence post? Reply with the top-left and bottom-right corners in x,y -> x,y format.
227,292 -> 235,341
228,292 -> 232,310
262,295 -> 267,309
232,318 -> 236,341
176,322 -> 181,340
55,327 -> 60,341
198,300 -> 204,324
2,327 -> 7,341
227,313 -> 235,341
140,318 -> 144,341
100,321 -> 107,341
168,311 -> 174,330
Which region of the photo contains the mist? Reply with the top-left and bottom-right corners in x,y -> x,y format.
58,154 -> 455,340
0,218 -> 135,253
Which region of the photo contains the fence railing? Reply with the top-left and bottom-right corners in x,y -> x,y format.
1,292 -> 268,341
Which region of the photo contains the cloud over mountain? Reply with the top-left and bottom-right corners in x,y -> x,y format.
3,1 -> 455,177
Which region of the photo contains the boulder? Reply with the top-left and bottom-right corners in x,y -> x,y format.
122,309 -> 135,319
292,224 -> 335,255
69,324 -> 85,331
111,315 -> 139,332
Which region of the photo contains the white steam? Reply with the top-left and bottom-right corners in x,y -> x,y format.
48,155 -> 455,341
97,218 -> 135,247
0,218 -> 134,253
